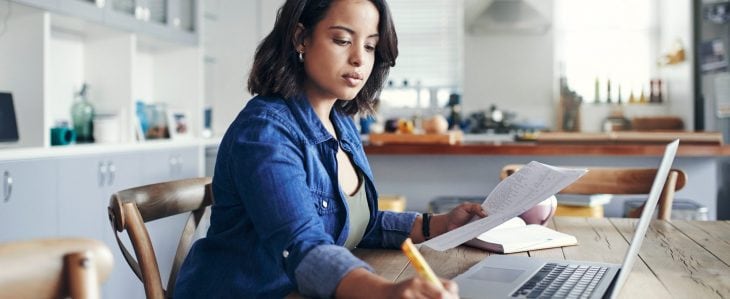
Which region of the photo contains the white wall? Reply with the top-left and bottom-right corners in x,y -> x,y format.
203,0 -> 263,137
48,29 -> 85,128
462,0 -> 555,128
0,2 -> 46,147
202,0 -> 288,137
203,1 -> 694,134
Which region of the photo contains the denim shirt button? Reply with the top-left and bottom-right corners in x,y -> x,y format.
322,200 -> 328,208
282,250 -> 289,258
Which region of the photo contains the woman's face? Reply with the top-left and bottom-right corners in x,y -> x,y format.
300,0 -> 380,103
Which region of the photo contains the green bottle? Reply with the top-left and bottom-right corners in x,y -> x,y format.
71,83 -> 95,143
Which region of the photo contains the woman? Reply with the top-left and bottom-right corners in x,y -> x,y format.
174,0 -> 486,298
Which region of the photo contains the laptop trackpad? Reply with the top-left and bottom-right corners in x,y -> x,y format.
468,267 -> 524,283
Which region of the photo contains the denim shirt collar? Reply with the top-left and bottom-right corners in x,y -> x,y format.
284,93 -> 360,148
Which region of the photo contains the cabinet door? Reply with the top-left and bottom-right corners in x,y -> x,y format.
104,0 -> 142,32
57,0 -> 104,22
168,0 -> 195,32
0,159 -> 58,242
57,155 -> 105,240
175,146 -> 200,179
141,146 -> 200,183
14,0 -> 60,10
138,147 -> 200,289
57,153 -> 142,239
57,153 -> 144,299
100,154 -> 144,299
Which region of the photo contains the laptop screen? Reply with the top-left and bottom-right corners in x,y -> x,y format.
0,92 -> 19,143
609,139 -> 679,299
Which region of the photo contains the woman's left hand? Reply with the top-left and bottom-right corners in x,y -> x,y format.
444,203 -> 487,231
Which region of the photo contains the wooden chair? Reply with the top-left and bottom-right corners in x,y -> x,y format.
0,237 -> 114,299
501,165 -> 687,220
107,177 -> 213,299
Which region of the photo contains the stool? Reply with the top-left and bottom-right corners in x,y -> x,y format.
555,205 -> 604,218
624,199 -> 707,220
378,195 -> 406,212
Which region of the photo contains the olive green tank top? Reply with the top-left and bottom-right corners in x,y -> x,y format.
343,175 -> 370,250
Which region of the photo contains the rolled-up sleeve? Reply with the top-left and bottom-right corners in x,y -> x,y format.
295,245 -> 373,297
230,112 -> 368,297
359,210 -> 419,249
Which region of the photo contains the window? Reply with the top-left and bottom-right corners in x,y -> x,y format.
555,0 -> 659,103
379,0 -> 463,112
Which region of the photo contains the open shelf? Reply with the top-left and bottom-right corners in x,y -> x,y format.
0,0 -> 201,148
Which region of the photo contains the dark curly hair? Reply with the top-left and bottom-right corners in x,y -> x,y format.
247,0 -> 398,116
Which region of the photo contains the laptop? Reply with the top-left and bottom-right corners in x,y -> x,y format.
454,139 -> 680,299
0,92 -> 20,143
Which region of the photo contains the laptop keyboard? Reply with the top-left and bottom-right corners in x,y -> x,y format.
511,263 -> 609,298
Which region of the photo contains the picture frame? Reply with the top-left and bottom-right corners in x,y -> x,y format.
167,109 -> 192,140
134,115 -> 146,142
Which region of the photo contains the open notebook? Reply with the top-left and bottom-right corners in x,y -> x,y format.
465,217 -> 577,254
423,161 -> 587,252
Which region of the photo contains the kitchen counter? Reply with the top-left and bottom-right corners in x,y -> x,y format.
363,138 -> 729,219
364,142 -> 730,156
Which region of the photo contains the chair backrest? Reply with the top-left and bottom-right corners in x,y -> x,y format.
500,165 -> 687,220
0,237 -> 114,299
108,177 -> 213,299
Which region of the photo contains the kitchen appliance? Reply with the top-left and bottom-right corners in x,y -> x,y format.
695,0 -> 730,138
694,0 -> 730,219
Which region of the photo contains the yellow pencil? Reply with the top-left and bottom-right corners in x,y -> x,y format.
400,238 -> 444,290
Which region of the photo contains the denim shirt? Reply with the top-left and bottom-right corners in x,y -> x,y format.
174,94 -> 418,298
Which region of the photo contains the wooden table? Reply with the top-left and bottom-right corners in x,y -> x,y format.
352,217 -> 730,298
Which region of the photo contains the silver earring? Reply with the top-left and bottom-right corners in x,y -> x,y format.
298,51 -> 304,62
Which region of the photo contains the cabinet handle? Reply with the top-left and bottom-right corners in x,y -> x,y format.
177,154 -> 184,175
107,161 -> 116,186
135,5 -> 144,20
98,161 -> 108,187
170,155 -> 179,176
3,171 -> 12,203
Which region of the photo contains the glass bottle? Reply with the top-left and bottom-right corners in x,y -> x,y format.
71,83 -> 95,143
639,87 -> 647,104
447,93 -> 462,130
649,79 -> 658,103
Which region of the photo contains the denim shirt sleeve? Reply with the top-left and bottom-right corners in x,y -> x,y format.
229,112 -> 370,298
359,210 -> 419,249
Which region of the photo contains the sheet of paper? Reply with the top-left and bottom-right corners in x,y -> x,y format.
422,161 -> 587,251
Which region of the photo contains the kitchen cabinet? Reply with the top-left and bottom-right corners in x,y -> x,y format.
13,0 -> 58,10
2,0 -> 202,148
53,147 -> 201,299
138,145 -> 200,288
51,146 -> 201,299
57,0 -> 104,23
57,153 -> 141,240
13,0 -> 197,44
0,159 -> 58,242
57,153 -> 144,299
141,146 -> 199,183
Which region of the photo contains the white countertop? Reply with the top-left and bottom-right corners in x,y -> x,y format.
0,137 -> 222,162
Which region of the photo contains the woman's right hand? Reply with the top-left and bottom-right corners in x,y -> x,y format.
335,268 -> 459,299
385,277 -> 459,299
